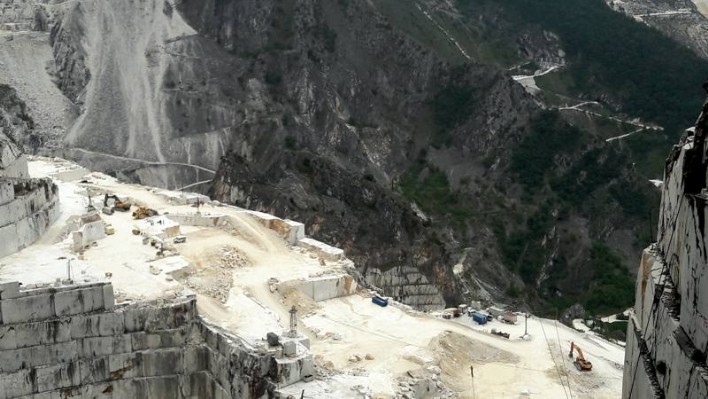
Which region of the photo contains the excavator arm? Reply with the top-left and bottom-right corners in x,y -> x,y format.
569,341 -> 593,371
104,194 -> 131,211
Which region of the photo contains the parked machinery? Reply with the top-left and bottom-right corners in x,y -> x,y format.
104,194 -> 131,212
132,206 -> 158,220
569,341 -> 593,371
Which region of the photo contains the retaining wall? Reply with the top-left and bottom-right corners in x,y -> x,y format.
0,282 -> 306,399
0,178 -> 60,258
165,212 -> 226,228
294,274 -> 357,302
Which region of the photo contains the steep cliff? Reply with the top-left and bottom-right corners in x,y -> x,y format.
0,85 -> 33,146
622,99 -> 708,398
37,0 -> 690,312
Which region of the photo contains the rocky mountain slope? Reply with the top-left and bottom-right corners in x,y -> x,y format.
2,0 -> 707,314
607,0 -> 708,59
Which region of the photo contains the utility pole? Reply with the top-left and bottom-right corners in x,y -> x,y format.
470,365 -> 476,399
67,258 -> 72,281
58,256 -> 75,283
86,188 -> 95,212
288,306 -> 298,337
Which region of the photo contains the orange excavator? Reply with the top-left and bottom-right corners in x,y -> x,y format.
569,341 -> 592,371
104,194 -> 131,212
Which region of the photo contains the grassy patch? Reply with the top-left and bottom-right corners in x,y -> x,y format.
372,0 -> 467,62
398,160 -> 473,222
582,242 -> 635,315
459,0 -> 708,132
496,204 -> 555,283
429,79 -> 480,147
511,111 -> 584,190
551,147 -> 625,208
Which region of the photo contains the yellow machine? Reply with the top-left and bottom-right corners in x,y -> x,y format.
569,341 -> 593,371
104,194 -> 131,211
132,207 -> 158,220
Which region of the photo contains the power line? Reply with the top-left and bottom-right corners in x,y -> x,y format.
540,319 -> 570,399
628,186 -> 685,398
555,320 -> 574,399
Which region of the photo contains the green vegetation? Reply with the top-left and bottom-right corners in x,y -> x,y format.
459,0 -> 708,132
429,70 -> 482,147
265,70 -> 283,86
266,0 -> 296,52
624,131 -> 676,178
551,148 -> 625,207
511,111 -> 584,190
372,0 -> 469,62
496,205 -> 554,283
505,285 -> 522,298
583,242 -> 635,314
312,23 -> 337,53
595,320 -> 629,341
284,136 -> 297,150
434,11 -> 521,67
608,183 -> 649,219
398,160 -> 473,222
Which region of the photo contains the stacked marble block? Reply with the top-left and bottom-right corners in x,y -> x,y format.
622,123 -> 708,398
294,274 -> 357,302
239,211 -> 305,246
0,281 -> 306,399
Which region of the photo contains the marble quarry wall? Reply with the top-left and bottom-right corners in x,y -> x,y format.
0,281 -> 310,399
0,134 -> 59,258
0,135 -> 28,180
365,265 -> 446,311
622,101 -> 708,398
0,178 -> 59,258
294,274 -> 358,302
239,210 -> 305,246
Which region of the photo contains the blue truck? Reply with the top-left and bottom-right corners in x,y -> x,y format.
471,312 -> 488,325
372,296 -> 389,307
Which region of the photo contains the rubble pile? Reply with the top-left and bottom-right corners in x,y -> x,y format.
183,272 -> 231,303
216,245 -> 250,269
395,367 -> 457,399
179,246 -> 249,303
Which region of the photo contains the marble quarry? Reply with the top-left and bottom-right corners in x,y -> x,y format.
622,101 -> 708,398
0,281 -> 313,399
0,134 -> 59,258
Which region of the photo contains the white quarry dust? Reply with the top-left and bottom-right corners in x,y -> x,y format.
693,0 -> 708,17
0,157 -> 627,399
0,30 -> 75,145
300,296 -> 624,398
64,0 -> 234,171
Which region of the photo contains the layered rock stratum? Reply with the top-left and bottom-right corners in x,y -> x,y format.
622,98 -> 708,398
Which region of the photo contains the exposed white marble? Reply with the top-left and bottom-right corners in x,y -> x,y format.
623,119 -> 708,398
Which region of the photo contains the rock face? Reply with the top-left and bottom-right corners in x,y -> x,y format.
37,0 -> 657,313
607,0 -> 708,59
0,129 -> 59,258
49,0 -> 233,189
622,100 -> 708,397
0,281 -> 306,399
0,85 -> 33,148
